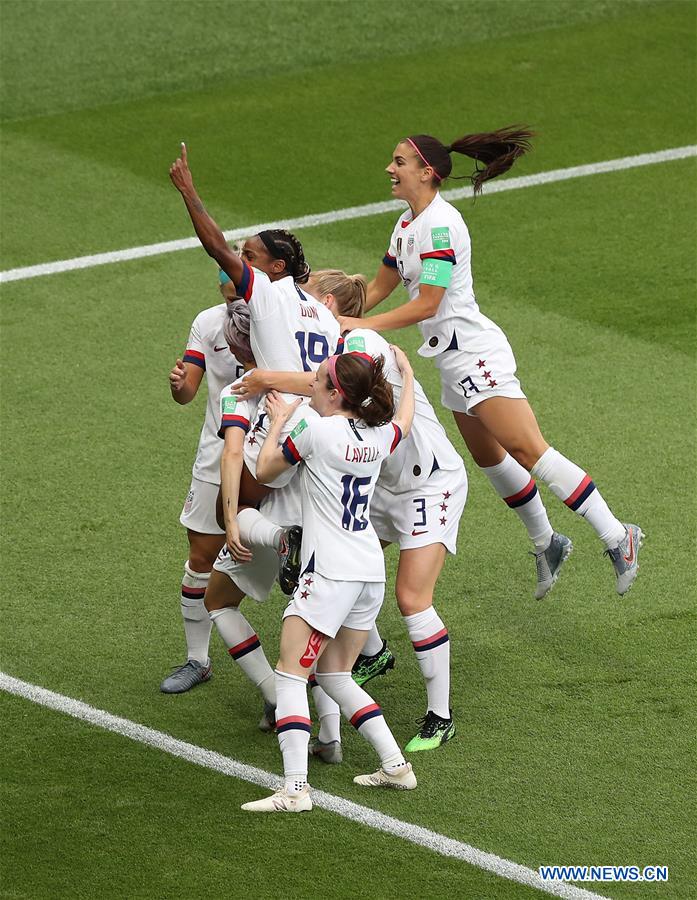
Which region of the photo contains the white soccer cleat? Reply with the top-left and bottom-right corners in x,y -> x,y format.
241,785 -> 312,812
353,762 -> 417,790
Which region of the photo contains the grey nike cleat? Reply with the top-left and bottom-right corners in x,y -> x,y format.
532,532 -> 573,599
604,524 -> 644,595
258,702 -> 276,733
160,659 -> 212,693
309,738 -> 343,765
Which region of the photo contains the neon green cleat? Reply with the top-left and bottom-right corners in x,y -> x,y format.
404,711 -> 455,752
352,640 -> 395,686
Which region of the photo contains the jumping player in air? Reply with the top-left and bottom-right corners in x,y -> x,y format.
337,128 -> 643,598
241,349 -> 417,812
234,269 -> 468,752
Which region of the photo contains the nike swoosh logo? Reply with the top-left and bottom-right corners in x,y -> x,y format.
623,529 -> 635,564
411,530 -> 428,536
214,345 -> 229,352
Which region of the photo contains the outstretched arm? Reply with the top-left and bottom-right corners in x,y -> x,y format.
169,143 -> 244,284
220,427 -> 253,563
231,370 -> 314,400
339,283 -> 445,334
365,263 -> 401,311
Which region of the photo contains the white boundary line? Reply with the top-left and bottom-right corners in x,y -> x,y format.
1,145 -> 695,285
1,671 -> 607,900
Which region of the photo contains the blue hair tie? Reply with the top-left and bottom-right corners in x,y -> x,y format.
218,269 -> 232,285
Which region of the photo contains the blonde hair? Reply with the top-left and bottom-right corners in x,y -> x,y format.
312,269 -> 367,318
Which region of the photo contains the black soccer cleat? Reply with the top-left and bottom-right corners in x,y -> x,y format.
278,525 -> 303,595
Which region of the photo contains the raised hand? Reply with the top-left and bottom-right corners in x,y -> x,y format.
169,142 -> 195,194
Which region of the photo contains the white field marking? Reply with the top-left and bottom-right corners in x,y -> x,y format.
1,145 -> 695,285
1,672 -> 608,900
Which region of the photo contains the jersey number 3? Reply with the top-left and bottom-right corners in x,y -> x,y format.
340,475 -> 371,532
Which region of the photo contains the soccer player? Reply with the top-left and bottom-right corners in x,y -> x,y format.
234,269 -> 468,752
160,274 -> 246,694
337,129 -> 643,597
241,348 -> 417,812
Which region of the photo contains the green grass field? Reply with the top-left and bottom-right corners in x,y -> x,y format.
1,1 -> 696,898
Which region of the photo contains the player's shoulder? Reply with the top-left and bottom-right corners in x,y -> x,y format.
344,327 -> 389,358
192,302 -> 226,331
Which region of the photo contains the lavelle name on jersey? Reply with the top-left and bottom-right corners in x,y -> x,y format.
345,444 -> 380,463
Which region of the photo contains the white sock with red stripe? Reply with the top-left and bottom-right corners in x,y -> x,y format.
403,607 -> 450,719
275,669 -> 311,793
481,454 -> 554,551
180,562 -> 211,665
531,448 -> 625,549
315,672 -> 405,769
208,607 -> 275,704
237,508 -> 283,550
308,674 -> 341,744
362,624 -> 385,657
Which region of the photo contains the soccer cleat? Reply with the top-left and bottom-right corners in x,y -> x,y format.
604,524 -> 644,595
241,785 -> 312,812
258,702 -> 276,733
159,659 -> 212,694
309,738 -> 343,765
404,710 -> 455,752
278,525 -> 303,596
532,531 -> 573,599
353,762 -> 417,790
352,640 -> 396,686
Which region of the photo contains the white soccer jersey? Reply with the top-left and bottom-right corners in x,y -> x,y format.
237,265 -> 340,381
182,304 -> 245,484
342,328 -> 463,493
383,192 -> 503,357
281,414 -> 403,581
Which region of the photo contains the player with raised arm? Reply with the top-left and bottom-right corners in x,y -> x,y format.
338,129 -> 643,597
241,349 -> 417,812
169,144 -> 339,577
234,269 -> 468,752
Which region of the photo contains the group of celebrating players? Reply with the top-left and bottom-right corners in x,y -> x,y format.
162,128 -> 643,812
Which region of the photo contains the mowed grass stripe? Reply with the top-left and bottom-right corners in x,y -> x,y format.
0,671 -> 608,900
1,144 -> 694,284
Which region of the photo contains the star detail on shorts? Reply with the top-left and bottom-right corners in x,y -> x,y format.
440,517 -> 447,526
483,370 -> 491,380
304,577 -> 313,586
477,359 -> 486,368
440,502 -> 448,511
488,379 -> 497,388
443,491 -> 451,499
248,435 -> 257,445
300,590 -> 309,599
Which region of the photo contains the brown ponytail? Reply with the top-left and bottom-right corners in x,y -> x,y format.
328,354 -> 395,427
407,125 -> 534,195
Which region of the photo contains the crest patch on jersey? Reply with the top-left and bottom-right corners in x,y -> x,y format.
222,396 -> 238,413
431,227 -> 451,249
290,419 -> 308,439
407,234 -> 415,255
346,335 -> 367,354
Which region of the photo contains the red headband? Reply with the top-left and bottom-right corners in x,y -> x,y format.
407,138 -> 443,182
327,355 -> 348,399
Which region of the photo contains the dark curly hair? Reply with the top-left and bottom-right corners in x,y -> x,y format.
257,229 -> 311,283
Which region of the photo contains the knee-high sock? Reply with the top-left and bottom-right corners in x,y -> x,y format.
275,670 -> 311,793
315,672 -> 405,771
237,508 -> 283,550
181,562 -> 211,665
481,453 -> 553,551
403,607 -> 450,719
531,447 -> 625,548
208,607 -> 275,704
361,623 -> 384,657
308,674 -> 341,744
